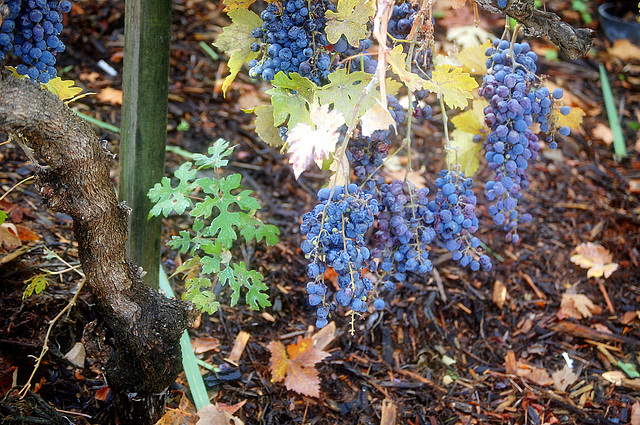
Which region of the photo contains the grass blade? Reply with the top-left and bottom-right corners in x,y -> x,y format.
598,63 -> 627,160
159,266 -> 210,410
74,111 -> 121,134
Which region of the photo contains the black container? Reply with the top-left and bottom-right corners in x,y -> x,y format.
598,3 -> 640,46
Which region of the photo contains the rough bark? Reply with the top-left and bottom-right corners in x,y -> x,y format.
0,70 -> 195,424
474,0 -> 595,60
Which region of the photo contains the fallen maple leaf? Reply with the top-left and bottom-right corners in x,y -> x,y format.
287,104 -> 345,179
156,392 -> 199,425
197,403 -> 244,425
96,87 -> 123,105
570,242 -> 619,279
557,293 -> 603,320
267,336 -> 330,398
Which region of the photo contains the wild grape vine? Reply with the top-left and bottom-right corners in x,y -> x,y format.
0,0 -> 71,83
213,0 -> 576,331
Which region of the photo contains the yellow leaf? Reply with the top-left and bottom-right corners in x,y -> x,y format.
213,8 -> 262,96
570,242 -> 619,279
222,0 -> 256,12
556,106 -> 585,129
253,105 -> 285,147
458,40 -> 492,75
325,0 -> 375,46
387,45 -> 428,92
43,77 -> 84,101
267,340 -> 288,382
446,129 -> 482,176
451,98 -> 489,134
423,63 -> 477,110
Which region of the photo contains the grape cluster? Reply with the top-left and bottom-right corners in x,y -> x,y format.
249,0 -> 333,84
429,169 -> 491,271
0,0 -> 71,83
412,88 -> 432,122
374,179 -> 435,287
334,36 -> 377,74
300,184 -> 379,328
387,2 -> 419,40
479,38 -> 569,242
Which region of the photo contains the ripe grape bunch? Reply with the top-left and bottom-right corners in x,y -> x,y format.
479,38 -> 571,242
300,184 -> 381,329
249,0 -> 334,84
0,0 -> 71,83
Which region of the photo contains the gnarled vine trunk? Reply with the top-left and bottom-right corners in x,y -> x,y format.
0,70 -> 194,424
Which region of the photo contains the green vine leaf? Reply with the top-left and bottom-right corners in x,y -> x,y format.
193,139 -> 235,170
183,277 -> 220,315
253,105 -> 285,147
325,0 -> 375,46
267,72 -> 317,129
213,8 -> 262,96
0,210 -> 6,226
167,230 -> 193,254
23,273 -> 49,299
317,69 -> 375,128
147,162 -> 197,218
219,262 -> 270,310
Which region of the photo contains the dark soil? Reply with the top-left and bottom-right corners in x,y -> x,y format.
1,0 -> 640,424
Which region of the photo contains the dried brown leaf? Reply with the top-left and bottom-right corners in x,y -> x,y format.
267,336 -> 330,398
96,87 -> 123,105
557,293 -> 603,320
191,337 -> 220,355
196,403 -> 244,425
570,242 -> 619,279
552,364 -> 579,391
516,361 -> 553,386
492,280 -> 507,309
608,39 -> 640,61
156,393 -> 198,425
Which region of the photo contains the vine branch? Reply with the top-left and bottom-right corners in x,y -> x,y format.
473,0 -> 595,60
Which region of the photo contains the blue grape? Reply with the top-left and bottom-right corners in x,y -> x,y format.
0,0 -> 71,82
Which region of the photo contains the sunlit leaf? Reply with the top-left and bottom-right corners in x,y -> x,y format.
317,69 -> 374,128
570,242 -> 619,279
446,129 -> 482,176
325,0 -> 375,46
458,40 -> 492,75
213,8 -> 262,96
287,104 -> 345,179
387,45 -> 428,92
423,63 -> 477,110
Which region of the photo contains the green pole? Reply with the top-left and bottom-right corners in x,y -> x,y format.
119,0 -> 172,289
